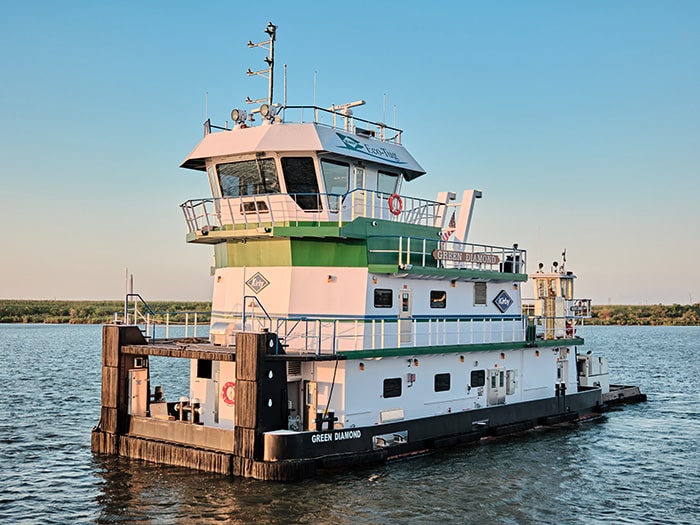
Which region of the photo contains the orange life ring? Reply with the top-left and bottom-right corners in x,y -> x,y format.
388,193 -> 403,215
222,381 -> 236,405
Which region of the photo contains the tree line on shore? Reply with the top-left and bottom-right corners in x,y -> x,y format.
0,300 -> 211,324
0,299 -> 698,326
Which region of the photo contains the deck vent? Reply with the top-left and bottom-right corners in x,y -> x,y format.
287,361 -> 302,378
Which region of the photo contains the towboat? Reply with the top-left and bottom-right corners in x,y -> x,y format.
92,23 -> 645,480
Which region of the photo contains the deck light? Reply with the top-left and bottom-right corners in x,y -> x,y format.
231,109 -> 248,124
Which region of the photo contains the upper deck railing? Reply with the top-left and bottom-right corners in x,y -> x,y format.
206,104 -> 404,144
181,189 -> 443,234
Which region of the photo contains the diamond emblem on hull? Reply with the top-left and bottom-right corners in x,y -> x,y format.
246,272 -> 270,294
493,290 -> 513,313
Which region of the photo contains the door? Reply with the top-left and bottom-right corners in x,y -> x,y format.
487,369 -> 506,406
399,289 -> 412,344
350,166 -> 366,218
128,368 -> 148,416
305,381 -> 318,431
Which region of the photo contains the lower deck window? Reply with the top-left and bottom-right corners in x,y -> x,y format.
430,290 -> 447,308
374,288 -> 393,308
383,378 -> 402,398
470,370 -> 485,387
434,373 -> 451,392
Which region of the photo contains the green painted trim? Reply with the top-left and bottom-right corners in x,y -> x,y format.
290,238 -> 367,266
531,337 -> 585,347
273,224 -> 343,238
339,340 -> 530,359
338,337 -> 584,359
213,238 -> 367,268
366,264 -> 528,282
340,217 -> 440,240
405,266 -> 529,282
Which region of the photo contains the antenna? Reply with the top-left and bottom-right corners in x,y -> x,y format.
246,22 -> 277,105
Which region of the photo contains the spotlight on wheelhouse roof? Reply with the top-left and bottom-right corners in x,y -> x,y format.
259,104 -> 278,119
231,109 -> 247,123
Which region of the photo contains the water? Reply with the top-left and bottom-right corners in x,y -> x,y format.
0,324 -> 698,524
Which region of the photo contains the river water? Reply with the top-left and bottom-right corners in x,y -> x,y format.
0,324 -> 698,524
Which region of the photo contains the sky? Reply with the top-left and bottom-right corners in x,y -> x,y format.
1,1 -> 698,305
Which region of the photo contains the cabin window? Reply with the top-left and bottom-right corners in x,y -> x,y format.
434,373 -> 451,392
352,166 -> 365,189
561,278 -> 573,300
321,159 -> 350,211
383,378 -> 402,398
377,170 -> 399,195
197,359 -> 212,379
474,282 -> 487,306
470,370 -> 485,388
430,290 -> 447,309
374,288 -> 393,308
218,158 -> 279,197
281,157 -> 321,211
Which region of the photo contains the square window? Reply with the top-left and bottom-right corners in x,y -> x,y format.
434,373 -> 451,392
383,378 -> 402,398
474,282 -> 487,306
430,290 -> 447,309
374,289 -> 393,308
470,370 -> 485,388
197,359 -> 212,379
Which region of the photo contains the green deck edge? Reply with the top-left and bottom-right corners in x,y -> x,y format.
338,337 -> 584,359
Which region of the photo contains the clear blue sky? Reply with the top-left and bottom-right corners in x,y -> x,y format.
1,1 -> 698,304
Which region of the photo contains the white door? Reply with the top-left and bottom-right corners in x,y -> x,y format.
487,369 -> 506,406
399,289 -> 412,344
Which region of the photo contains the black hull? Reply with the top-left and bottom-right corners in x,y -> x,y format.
264,388 -> 603,468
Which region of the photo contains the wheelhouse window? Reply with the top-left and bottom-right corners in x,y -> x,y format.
377,170 -> 400,195
470,370 -> 485,388
474,282 -> 487,306
321,159 -> 350,211
434,373 -> 451,392
218,158 -> 279,197
281,157 -> 321,211
383,378 -> 402,398
430,290 -> 447,309
374,289 -> 393,308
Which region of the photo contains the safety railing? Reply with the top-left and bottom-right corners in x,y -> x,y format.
366,236 -> 527,274
522,298 -> 592,340
206,105 -> 403,144
120,294 -> 210,341
181,189 -> 443,236
226,314 -> 527,356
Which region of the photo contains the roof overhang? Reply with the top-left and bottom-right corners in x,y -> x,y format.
180,123 -> 425,180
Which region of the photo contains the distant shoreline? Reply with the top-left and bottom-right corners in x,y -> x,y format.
0,299 -> 211,324
1,299 -> 698,326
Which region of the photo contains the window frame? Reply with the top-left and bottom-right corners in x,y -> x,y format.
374,288 -> 393,309
434,373 -> 451,392
383,378 -> 402,398
430,290 -> 447,309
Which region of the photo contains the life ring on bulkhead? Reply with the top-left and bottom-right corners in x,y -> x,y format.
222,381 -> 236,405
388,193 -> 403,215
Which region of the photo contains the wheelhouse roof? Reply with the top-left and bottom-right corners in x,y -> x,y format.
180,122 -> 426,180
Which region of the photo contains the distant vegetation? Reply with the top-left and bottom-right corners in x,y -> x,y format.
0,300 -> 698,326
0,300 -> 210,324
587,304 -> 700,326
